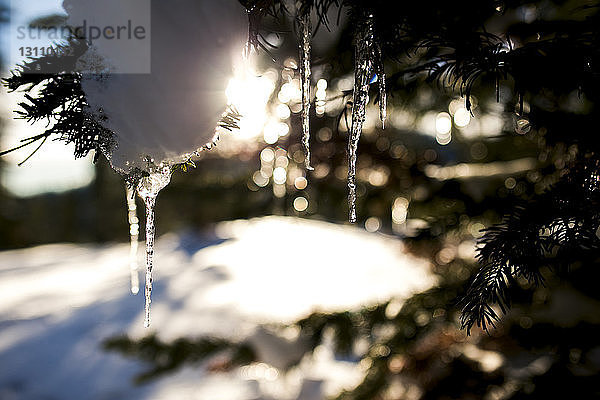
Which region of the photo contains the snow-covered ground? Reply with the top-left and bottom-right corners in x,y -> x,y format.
0,216 -> 435,400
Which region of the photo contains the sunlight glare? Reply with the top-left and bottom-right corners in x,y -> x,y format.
225,69 -> 277,140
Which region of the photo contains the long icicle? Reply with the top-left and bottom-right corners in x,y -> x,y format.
375,44 -> 387,129
125,185 -> 140,295
143,194 -> 156,327
348,14 -> 375,223
299,9 -> 314,170
137,166 -> 172,328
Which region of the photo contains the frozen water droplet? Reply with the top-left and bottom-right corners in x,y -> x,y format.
348,15 -> 376,223
125,185 -> 140,295
137,165 -> 172,198
299,11 -> 314,171
515,116 -> 531,135
137,165 -> 172,328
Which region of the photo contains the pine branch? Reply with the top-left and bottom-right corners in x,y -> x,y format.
103,335 -> 256,384
460,154 -> 600,334
1,39 -> 116,161
217,105 -> 242,131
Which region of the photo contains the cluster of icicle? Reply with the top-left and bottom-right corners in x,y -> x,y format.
126,8 -> 388,328
298,11 -> 386,222
349,13 -> 387,222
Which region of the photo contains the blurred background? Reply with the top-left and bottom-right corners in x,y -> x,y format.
1,0 -> 599,399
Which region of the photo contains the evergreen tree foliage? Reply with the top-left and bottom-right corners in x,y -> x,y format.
243,0 -> 600,331
1,39 -> 114,163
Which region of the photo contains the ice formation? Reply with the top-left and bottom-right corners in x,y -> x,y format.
348,15 -> 375,223
136,166 -> 172,328
299,11 -> 314,170
63,0 -> 250,326
348,14 -> 386,223
125,185 -> 140,295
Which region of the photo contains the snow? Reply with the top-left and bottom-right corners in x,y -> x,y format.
71,0 -> 250,174
0,216 -> 435,399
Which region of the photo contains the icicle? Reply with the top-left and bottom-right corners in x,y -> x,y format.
244,4 -> 259,59
299,11 -> 314,170
375,45 -> 387,129
378,73 -> 387,129
125,185 -> 140,295
136,165 -> 172,328
348,15 -> 376,223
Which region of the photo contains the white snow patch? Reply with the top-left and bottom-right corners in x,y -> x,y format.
0,216 -> 435,399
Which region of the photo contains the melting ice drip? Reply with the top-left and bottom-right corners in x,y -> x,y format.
136,166 -> 173,328
125,185 -> 140,295
348,13 -> 387,223
299,11 -> 314,170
